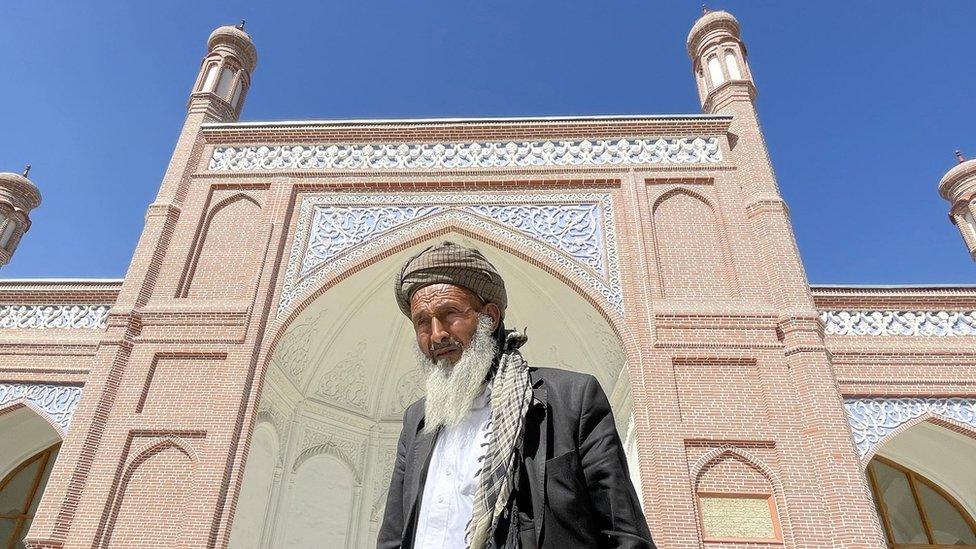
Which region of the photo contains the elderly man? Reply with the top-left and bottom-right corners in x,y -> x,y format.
378,241 -> 654,549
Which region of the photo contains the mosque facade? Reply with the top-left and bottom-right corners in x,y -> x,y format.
2,9 -> 976,549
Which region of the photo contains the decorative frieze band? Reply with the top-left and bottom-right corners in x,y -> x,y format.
820,310 -> 976,336
845,397 -> 976,458
0,383 -> 83,431
279,192 -> 621,318
0,304 -> 111,330
208,137 -> 722,172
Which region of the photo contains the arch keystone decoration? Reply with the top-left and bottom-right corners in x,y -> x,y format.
277,191 -> 622,318
0,383 -> 82,435
844,397 -> 976,462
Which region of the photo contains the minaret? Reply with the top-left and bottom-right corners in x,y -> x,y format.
681,10 -> 890,547
188,21 -> 257,122
0,166 -> 42,267
112,23 -> 257,313
938,150 -> 976,261
687,8 -> 755,113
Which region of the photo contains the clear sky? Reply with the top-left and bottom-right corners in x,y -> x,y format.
1,1 -> 973,283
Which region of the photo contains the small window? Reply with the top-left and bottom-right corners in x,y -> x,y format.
962,210 -> 976,243
707,56 -> 725,88
867,456 -> 976,547
0,221 -> 17,248
201,64 -> 219,92
231,82 -> 244,108
698,493 -> 781,543
216,67 -> 235,99
725,52 -> 742,80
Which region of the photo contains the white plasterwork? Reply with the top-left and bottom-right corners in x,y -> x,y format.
277,192 -> 621,318
820,310 -> 976,336
208,137 -> 722,172
0,304 -> 110,330
845,397 -> 976,459
0,383 -> 83,432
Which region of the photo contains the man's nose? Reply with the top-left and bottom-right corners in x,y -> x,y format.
429,317 -> 449,343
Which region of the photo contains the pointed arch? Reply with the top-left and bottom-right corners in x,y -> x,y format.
0,404 -> 62,484
0,399 -> 70,440
691,444 -> 780,490
292,442 -> 363,483
274,211 -> 637,369
179,192 -> 263,299
690,444 -> 794,546
863,413 -> 976,464
100,436 -> 199,548
651,186 -> 736,298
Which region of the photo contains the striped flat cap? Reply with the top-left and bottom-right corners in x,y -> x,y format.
394,241 -> 507,317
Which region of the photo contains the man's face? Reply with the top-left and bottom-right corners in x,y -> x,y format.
409,283 -> 500,365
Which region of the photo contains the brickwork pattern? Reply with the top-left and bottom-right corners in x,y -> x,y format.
0,11 -> 973,549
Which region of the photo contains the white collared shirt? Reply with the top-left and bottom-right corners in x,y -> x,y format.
414,387 -> 492,549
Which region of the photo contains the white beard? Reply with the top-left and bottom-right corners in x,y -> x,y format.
414,314 -> 496,432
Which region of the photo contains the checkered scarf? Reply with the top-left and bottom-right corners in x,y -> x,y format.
465,329 -> 533,549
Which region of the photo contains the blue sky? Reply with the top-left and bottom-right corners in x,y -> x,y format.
1,1 -> 973,283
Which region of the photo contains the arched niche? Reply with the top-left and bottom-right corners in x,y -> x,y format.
227,421 -> 279,549
237,232 -> 637,548
280,455 -> 356,549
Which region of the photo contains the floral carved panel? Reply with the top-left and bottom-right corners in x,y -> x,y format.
821,310 -> 976,336
0,383 -> 83,431
0,304 -> 110,330
208,137 -> 722,172
844,397 -> 976,459
279,192 -> 622,318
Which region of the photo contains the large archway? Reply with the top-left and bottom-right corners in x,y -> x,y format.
229,233 -> 639,548
866,421 -> 976,547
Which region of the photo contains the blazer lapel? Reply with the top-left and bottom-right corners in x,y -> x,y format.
403,420 -> 439,543
528,371 -> 548,543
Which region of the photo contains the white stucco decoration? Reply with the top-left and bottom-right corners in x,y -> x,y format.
820,310 -> 976,336
844,397 -> 976,459
278,192 -> 621,317
208,137 -> 722,172
0,383 -> 83,432
0,304 -> 110,330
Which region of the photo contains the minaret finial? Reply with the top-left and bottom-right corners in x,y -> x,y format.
236,19 -> 246,31
22,164 -> 31,178
702,4 -> 709,15
956,150 -> 966,164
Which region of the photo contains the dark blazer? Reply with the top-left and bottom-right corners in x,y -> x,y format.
377,367 -> 655,549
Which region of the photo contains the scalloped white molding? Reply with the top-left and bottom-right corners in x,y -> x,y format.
0,304 -> 110,330
0,384 -> 83,431
208,137 -> 722,172
278,192 -> 621,318
845,397 -> 976,458
820,310 -> 976,336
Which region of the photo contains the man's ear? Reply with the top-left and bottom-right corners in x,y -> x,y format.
482,302 -> 502,331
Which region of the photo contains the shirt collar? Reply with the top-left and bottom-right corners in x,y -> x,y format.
471,382 -> 491,410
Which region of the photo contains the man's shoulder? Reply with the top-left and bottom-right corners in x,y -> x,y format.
402,396 -> 426,425
529,366 -> 597,390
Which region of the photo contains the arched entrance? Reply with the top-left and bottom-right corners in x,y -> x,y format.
230,234 -> 638,548
866,421 -> 976,547
0,407 -> 63,549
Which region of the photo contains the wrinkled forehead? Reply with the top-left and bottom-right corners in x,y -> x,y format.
409,283 -> 483,313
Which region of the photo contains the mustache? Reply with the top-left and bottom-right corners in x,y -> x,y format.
429,337 -> 462,354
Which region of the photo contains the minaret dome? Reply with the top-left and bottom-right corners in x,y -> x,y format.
0,170 -> 42,267
938,151 -> 976,261
189,23 -> 258,121
686,10 -> 755,112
